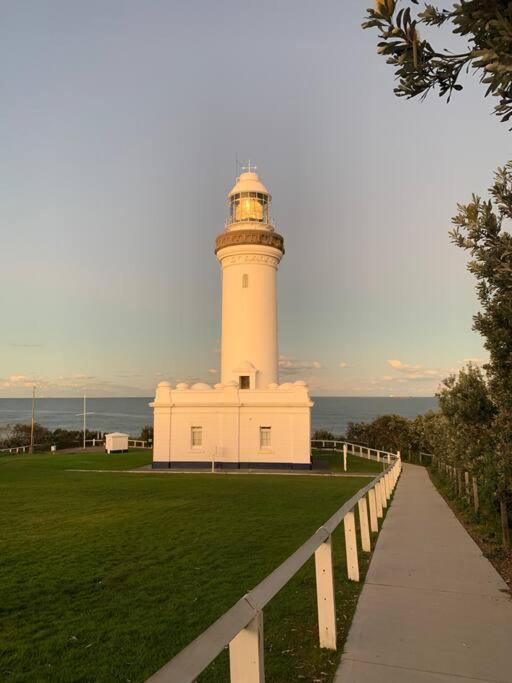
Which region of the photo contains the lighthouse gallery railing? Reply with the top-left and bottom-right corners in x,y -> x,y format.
145,442 -> 401,683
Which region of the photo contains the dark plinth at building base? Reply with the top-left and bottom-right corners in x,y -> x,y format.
152,461 -> 311,471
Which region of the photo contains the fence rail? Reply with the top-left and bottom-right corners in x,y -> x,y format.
0,444 -> 31,454
84,439 -> 150,448
311,439 -> 399,470
146,443 -> 402,683
83,439 -> 148,448
1,440 -> 149,453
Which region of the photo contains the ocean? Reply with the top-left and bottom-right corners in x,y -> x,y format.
0,396 -> 438,438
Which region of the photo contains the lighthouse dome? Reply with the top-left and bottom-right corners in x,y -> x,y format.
227,168 -> 272,227
228,171 -> 271,200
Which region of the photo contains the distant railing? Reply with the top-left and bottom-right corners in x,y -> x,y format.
0,444 -> 31,454
1,440 -> 150,453
83,439 -> 149,449
84,439 -> 103,447
146,443 -> 402,683
311,439 -> 399,471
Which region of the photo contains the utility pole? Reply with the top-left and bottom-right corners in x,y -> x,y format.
83,395 -> 86,449
76,393 -> 94,450
29,385 -> 36,454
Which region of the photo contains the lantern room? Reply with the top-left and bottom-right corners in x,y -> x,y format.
227,170 -> 272,228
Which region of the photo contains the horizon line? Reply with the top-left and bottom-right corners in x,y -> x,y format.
0,394 -> 438,400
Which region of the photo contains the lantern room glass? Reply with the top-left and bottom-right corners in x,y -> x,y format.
229,192 -> 269,224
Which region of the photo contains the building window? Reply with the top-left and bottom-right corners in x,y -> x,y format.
239,375 -> 250,389
260,426 -> 271,449
242,273 -> 249,288
191,426 -> 202,448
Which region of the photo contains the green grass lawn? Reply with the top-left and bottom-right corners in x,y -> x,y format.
311,449 -> 384,474
0,450 -> 381,682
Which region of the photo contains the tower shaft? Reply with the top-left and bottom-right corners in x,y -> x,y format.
215,172 -> 284,390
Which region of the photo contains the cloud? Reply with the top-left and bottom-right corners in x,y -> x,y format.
387,359 -> 423,372
0,373 -> 96,390
58,373 -> 95,381
8,343 -> 44,348
339,361 -> 349,369
385,359 -> 444,382
0,371 -> 158,397
0,374 -> 38,388
279,355 -> 322,373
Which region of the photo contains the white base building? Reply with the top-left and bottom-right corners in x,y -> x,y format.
152,381 -> 311,469
151,168 -> 312,469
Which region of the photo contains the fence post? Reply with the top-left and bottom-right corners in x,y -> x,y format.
457,469 -> 463,497
383,474 -> 390,501
314,536 -> 337,650
374,484 -> 383,519
358,496 -> 371,552
368,488 -> 379,532
343,443 -> 347,472
344,511 -> 359,581
377,450 -> 381,462
379,478 -> 388,509
229,612 -> 265,683
500,500 -> 510,549
472,476 -> 479,514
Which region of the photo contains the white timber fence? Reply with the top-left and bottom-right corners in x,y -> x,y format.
146,445 -> 402,683
0,444 -> 31,454
311,439 -> 400,471
1,440 -> 149,453
83,439 -> 149,448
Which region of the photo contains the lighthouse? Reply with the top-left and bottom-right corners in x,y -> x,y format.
216,168 -> 283,389
151,166 -> 312,469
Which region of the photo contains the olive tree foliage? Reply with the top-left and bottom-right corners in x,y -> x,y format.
450,165 -> 512,498
347,414 -> 413,452
414,410 -> 451,459
363,0 -> 512,124
346,411 -> 450,458
437,364 -> 496,473
363,1 -> 512,516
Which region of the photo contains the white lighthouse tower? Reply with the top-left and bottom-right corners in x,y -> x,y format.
151,167 -> 312,469
217,168 -> 282,389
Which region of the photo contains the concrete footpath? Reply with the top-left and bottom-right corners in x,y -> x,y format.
335,464 -> 512,683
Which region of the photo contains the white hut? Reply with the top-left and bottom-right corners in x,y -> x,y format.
105,432 -> 129,454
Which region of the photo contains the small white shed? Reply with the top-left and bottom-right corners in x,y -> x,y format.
105,432 -> 129,454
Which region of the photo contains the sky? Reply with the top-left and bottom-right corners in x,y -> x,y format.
1,1 -> 508,398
